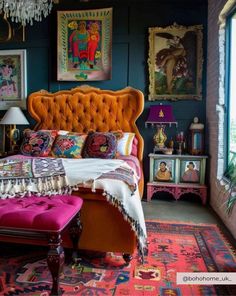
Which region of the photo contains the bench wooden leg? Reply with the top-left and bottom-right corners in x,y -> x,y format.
69,212 -> 83,262
47,233 -> 64,296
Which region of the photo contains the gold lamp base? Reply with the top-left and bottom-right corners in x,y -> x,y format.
7,125 -> 20,152
153,125 -> 167,149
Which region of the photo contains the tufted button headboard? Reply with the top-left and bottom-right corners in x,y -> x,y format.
28,86 -> 144,162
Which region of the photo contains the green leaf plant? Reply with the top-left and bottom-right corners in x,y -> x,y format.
223,154 -> 236,215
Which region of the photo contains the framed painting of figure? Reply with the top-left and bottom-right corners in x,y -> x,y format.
0,49 -> 27,110
180,160 -> 201,184
153,158 -> 175,183
57,8 -> 112,81
148,23 -> 203,101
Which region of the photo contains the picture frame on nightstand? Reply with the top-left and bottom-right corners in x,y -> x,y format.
152,158 -> 175,183
179,158 -> 206,184
180,159 -> 201,184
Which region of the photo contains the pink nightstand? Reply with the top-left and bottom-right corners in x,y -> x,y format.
147,153 -> 208,204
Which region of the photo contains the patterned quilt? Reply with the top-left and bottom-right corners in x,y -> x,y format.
0,158 -> 65,179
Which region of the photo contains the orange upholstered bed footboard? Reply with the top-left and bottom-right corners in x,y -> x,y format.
28,86 -> 145,258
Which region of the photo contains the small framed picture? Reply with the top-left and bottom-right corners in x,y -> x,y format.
154,159 -> 175,182
180,160 -> 200,183
0,49 -> 27,109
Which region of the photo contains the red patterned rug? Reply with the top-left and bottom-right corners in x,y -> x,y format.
0,220 -> 236,296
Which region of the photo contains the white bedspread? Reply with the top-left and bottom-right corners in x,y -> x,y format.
63,158 -> 128,186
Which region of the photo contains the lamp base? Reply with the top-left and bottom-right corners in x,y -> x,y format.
9,126 -> 20,152
153,126 -> 167,149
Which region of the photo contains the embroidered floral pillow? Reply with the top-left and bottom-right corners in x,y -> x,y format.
20,130 -> 58,157
82,131 -> 118,159
51,134 -> 87,158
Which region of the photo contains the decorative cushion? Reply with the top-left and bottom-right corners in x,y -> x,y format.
58,130 -> 69,135
82,131 -> 118,159
20,130 -> 58,157
117,132 -> 135,156
51,134 -> 87,158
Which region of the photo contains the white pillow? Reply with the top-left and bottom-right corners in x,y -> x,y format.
117,132 -> 135,156
58,130 -> 69,135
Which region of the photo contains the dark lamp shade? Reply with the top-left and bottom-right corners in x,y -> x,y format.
146,105 -> 177,125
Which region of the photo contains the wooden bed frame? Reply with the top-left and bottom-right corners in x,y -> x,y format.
28,86 -> 144,262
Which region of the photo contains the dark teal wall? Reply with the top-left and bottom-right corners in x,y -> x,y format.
0,0 -> 208,184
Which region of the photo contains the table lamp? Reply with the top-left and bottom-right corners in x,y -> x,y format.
0,107 -> 29,152
145,104 -> 177,153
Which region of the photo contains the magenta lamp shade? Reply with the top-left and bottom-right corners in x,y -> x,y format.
146,105 -> 177,126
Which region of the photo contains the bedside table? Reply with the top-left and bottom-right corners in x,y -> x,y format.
147,153 -> 208,204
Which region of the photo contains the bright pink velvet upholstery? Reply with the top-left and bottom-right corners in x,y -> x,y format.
0,195 -> 83,232
131,136 -> 138,157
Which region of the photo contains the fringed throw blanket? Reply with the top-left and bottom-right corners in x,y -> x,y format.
97,166 -> 137,194
0,158 -> 68,197
0,156 -> 147,258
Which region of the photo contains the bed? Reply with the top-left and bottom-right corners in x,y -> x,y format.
2,86 -> 146,262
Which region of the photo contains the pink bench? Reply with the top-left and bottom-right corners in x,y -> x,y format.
0,194 -> 83,296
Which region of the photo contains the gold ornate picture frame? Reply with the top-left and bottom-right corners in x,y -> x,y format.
148,23 -> 203,101
57,8 -> 112,81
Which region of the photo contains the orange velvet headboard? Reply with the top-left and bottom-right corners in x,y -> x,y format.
27,86 -> 144,162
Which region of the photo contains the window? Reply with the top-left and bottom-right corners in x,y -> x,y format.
226,10 -> 236,166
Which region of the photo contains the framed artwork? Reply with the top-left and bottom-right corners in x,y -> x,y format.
154,158 -> 175,182
148,23 -> 203,101
180,160 -> 200,183
0,120 -> 5,154
0,49 -> 27,110
57,8 -> 112,81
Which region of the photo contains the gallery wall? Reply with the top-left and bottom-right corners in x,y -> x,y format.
0,0 -> 208,185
